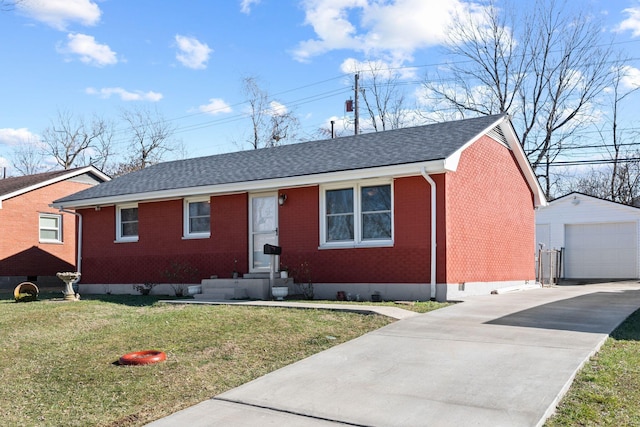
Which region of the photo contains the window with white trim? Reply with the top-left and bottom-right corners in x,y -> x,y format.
116,204 -> 138,242
183,197 -> 211,238
39,213 -> 62,243
321,181 -> 393,247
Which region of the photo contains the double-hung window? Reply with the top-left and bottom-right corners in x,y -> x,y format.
183,197 -> 211,239
39,213 -> 62,243
116,204 -> 138,242
321,181 -> 393,247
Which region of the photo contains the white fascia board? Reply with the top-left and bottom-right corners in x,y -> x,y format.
498,120 -> 547,207
52,160 -> 448,209
1,166 -> 110,205
444,115 -> 547,208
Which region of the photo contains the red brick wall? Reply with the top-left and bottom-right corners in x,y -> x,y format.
78,138 -> 535,287
0,180 -> 93,276
443,135 -> 535,283
80,193 -> 249,283
278,178 -> 433,284
80,179 -> 436,285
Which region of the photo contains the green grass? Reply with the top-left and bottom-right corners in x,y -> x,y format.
545,308 -> 640,426
0,292 -> 448,426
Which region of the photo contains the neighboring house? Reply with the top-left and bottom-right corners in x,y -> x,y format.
536,192 -> 640,280
0,166 -> 110,288
53,114 -> 545,301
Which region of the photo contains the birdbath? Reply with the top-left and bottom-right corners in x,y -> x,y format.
57,272 -> 81,301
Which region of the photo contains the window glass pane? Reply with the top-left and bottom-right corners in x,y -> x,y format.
362,212 -> 391,239
121,208 -> 138,222
188,201 -> 210,233
122,222 -> 138,237
40,216 -> 59,229
327,215 -> 354,241
190,217 -> 210,233
252,197 -> 276,232
362,185 -> 391,212
326,189 -> 353,214
40,229 -> 58,240
189,201 -> 210,217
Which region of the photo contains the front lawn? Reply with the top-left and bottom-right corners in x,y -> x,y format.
0,292 -> 414,426
545,308 -> 640,426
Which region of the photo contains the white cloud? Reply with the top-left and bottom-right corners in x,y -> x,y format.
268,101 -> 288,116
620,65 -> 640,89
240,0 -> 261,14
340,57 -> 417,80
58,33 -> 117,67
0,128 -> 38,146
293,0 -> 486,62
615,7 -> 640,37
17,0 -> 101,31
175,35 -> 212,69
86,87 -> 163,102
198,98 -> 232,115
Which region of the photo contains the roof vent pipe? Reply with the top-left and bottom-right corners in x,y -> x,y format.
331,120 -> 335,139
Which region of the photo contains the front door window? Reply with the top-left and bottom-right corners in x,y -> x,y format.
250,194 -> 278,271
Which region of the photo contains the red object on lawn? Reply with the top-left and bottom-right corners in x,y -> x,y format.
119,350 -> 167,365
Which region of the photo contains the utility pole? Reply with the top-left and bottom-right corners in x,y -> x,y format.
354,73 -> 359,135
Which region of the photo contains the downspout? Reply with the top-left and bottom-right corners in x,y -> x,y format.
59,208 -> 83,280
421,168 -> 437,299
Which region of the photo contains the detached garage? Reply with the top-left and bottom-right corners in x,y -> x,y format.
536,192 -> 640,280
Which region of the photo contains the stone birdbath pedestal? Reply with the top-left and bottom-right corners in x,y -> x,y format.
57,272 -> 81,301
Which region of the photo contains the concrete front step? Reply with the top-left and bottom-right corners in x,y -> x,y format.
195,287 -> 248,300
199,277 -> 292,300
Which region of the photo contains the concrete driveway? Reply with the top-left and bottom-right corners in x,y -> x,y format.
147,281 -> 640,427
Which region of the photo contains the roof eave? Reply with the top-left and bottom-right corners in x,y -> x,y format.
0,166 -> 110,207
52,160 -> 448,209
496,118 -> 547,207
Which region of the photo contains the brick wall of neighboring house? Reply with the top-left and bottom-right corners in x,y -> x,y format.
80,193 -> 249,284
0,180 -> 93,277
443,135 -> 535,284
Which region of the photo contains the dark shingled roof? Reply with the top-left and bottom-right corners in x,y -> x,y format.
0,167 -> 88,198
56,114 -> 506,204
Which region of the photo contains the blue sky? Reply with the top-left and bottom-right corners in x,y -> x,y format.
2,0 -> 640,175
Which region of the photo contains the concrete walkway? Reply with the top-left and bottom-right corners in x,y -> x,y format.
162,298 -> 421,320
148,282 -> 640,427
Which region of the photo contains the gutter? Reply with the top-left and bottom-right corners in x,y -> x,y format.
420,168 -> 437,299
58,208 -> 83,281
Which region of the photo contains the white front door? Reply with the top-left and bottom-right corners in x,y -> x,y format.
249,193 -> 278,272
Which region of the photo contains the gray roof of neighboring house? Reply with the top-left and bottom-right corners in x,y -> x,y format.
0,166 -> 109,201
55,114 -> 508,204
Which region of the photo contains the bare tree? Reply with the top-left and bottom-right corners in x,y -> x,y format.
40,110 -> 109,169
241,76 -> 299,149
119,106 -> 177,171
602,64 -> 640,202
422,0 -> 615,198
88,119 -> 116,172
357,61 -> 409,132
567,63 -> 640,204
11,140 -> 47,175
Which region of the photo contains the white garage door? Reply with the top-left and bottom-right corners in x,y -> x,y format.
564,222 -> 638,279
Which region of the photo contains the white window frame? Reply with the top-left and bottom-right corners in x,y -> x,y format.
183,196 -> 211,239
115,203 -> 139,243
39,213 -> 62,244
319,179 -> 394,249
